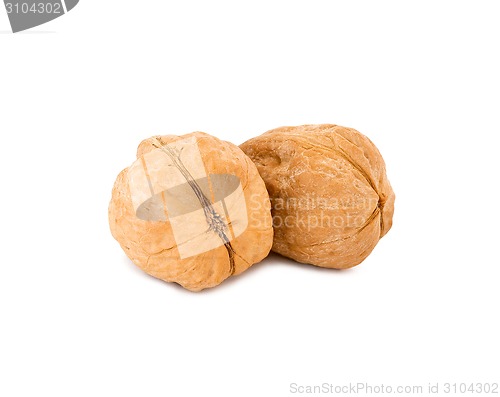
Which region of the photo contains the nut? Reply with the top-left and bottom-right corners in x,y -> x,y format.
109,132 -> 274,291
240,124 -> 395,269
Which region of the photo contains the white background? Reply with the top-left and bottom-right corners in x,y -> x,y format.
1,1 -> 499,396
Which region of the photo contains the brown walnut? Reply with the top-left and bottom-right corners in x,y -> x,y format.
240,124 -> 395,269
109,132 -> 273,291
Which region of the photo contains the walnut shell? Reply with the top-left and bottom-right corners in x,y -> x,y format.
240,124 -> 395,269
109,132 -> 273,291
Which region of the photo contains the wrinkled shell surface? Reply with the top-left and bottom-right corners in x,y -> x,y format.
109,132 -> 273,291
240,124 -> 395,269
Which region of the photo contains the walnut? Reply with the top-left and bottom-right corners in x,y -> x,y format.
240,124 -> 395,269
109,132 -> 273,291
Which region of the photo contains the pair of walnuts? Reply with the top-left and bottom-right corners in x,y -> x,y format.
109,124 -> 395,291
